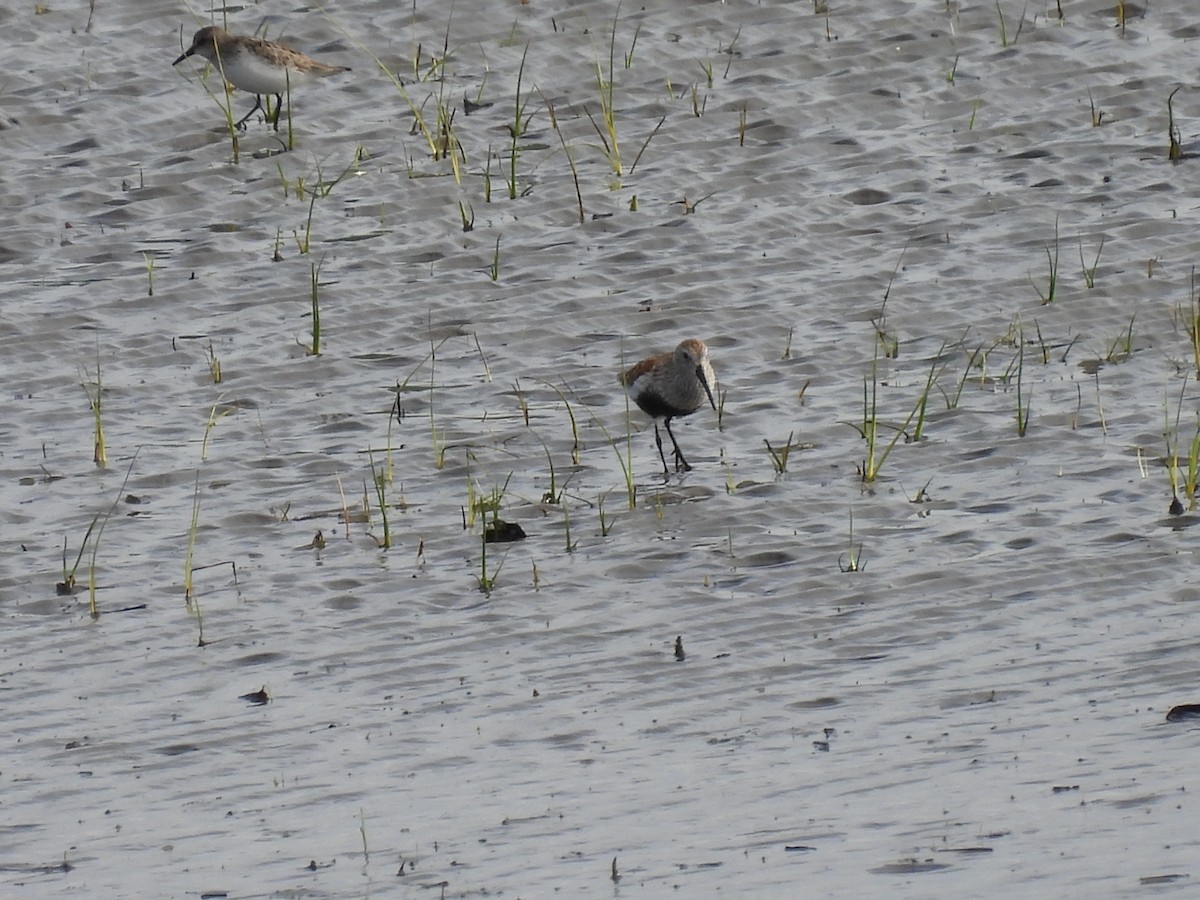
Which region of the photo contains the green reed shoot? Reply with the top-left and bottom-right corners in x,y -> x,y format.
489,236 -> 501,282
192,591 -> 207,646
1163,376 -> 1200,510
368,449 -> 391,549
623,21 -> 641,67
513,378 -> 530,426
474,476 -> 511,593
562,497 -> 577,552
1079,236 -> 1105,288
720,26 -> 741,78
542,93 -> 585,224
184,471 -> 201,604
1105,314 -> 1136,363
1032,218 -> 1060,304
58,520 -> 94,598
506,44 -> 532,200
80,360 -> 107,468
1180,268 -> 1200,378
1087,89 -> 1105,127
204,342 -> 222,383
458,199 -> 474,231
912,345 -> 948,442
201,395 -> 234,462
995,2 -> 1026,47
587,2 -> 625,175
941,346 -> 982,410
628,114 -> 666,175
539,441 -> 562,505
764,432 -> 794,474
283,71 -> 295,151
738,106 -> 748,145
839,508 -> 866,572
84,452 -> 139,618
1014,322 -> 1031,436
538,380 -> 582,465
308,258 -> 323,355
597,490 -> 613,536
854,349 -> 928,483
142,252 -> 156,296
1168,86 -> 1184,162
591,386 -> 637,508
428,333 -> 446,469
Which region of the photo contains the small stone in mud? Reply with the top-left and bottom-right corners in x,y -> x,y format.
1165,703 -> 1200,722
484,519 -> 526,543
674,636 -> 685,661
1169,495 -> 1184,516
239,686 -> 270,706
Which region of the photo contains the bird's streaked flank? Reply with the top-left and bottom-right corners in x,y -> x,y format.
173,25 -> 350,130
620,339 -> 717,477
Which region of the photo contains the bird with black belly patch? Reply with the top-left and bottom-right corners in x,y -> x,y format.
620,339 -> 717,478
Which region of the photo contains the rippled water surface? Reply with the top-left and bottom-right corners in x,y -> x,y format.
5,1 -> 1200,897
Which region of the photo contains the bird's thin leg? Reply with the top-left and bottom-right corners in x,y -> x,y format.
234,94 -> 265,130
664,419 -> 692,471
653,423 -> 671,479
270,93 -> 283,130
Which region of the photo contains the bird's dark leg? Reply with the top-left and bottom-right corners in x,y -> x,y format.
234,94 -> 265,130
664,418 -> 692,471
269,93 -> 283,130
653,422 -> 671,479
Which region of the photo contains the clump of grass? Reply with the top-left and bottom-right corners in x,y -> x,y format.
852,347 -> 934,484
586,2 -> 626,176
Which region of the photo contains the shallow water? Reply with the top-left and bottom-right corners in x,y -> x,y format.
4,1 -> 1200,897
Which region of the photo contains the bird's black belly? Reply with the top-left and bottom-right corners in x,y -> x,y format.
636,392 -> 690,420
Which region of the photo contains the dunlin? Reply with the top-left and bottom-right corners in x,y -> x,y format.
173,25 -> 350,130
620,339 -> 717,477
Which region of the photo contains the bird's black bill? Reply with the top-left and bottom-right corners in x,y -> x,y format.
696,367 -> 716,410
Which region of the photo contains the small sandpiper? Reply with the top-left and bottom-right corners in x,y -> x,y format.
173,25 -> 350,130
620,339 -> 717,477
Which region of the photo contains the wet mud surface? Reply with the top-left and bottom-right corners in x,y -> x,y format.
4,1 -> 1200,896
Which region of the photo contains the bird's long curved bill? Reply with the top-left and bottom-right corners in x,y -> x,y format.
697,367 -> 716,410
